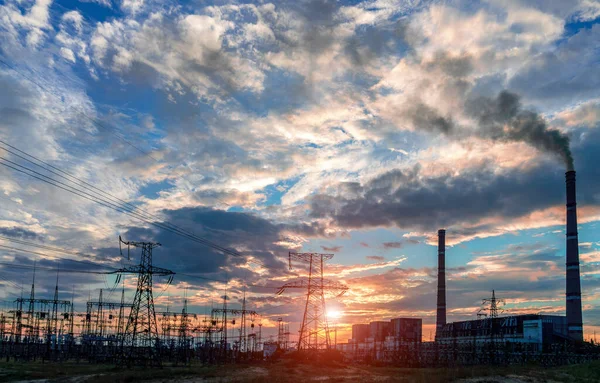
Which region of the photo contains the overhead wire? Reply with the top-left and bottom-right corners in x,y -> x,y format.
0,243 -> 113,271
0,144 -> 259,263
0,236 -> 113,269
0,155 -> 256,264
176,272 -> 280,290
0,47 -> 268,275
0,259 -> 112,275
0,57 -> 261,264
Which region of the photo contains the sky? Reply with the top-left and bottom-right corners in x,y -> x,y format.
1,0 -> 600,344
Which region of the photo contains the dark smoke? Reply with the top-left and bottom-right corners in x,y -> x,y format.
467,91 -> 574,170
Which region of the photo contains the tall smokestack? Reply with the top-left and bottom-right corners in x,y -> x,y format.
566,170 -> 583,341
436,229 -> 446,339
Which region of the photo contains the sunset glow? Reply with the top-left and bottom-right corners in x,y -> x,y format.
0,0 -> 599,365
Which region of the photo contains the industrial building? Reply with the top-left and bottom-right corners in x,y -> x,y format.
436,315 -> 569,350
338,318 -> 422,358
434,171 -> 585,349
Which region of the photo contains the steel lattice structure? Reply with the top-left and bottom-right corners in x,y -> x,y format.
115,237 -> 174,366
277,252 -> 348,351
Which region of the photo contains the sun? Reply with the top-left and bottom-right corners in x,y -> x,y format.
327,310 -> 343,319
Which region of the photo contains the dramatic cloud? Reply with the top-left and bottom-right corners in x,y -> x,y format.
1,0 -> 600,340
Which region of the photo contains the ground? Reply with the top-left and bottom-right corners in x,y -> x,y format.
0,360 -> 599,382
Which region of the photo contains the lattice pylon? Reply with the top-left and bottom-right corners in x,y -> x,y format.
277,252 -> 347,351
116,238 -> 173,367
125,243 -> 160,358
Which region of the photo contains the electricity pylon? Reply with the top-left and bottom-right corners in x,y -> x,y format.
115,237 -> 174,366
478,290 -> 505,318
276,252 -> 348,351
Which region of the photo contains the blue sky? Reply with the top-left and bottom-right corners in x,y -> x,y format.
1,0 -> 600,342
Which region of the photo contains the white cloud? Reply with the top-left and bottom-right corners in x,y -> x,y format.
90,11 -> 264,99
59,47 -> 76,62
0,0 -> 54,48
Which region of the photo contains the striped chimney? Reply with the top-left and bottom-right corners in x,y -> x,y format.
436,229 -> 446,339
566,171 -> 583,341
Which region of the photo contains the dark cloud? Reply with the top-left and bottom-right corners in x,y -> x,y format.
366,255 -> 385,261
321,245 -> 342,252
405,102 -> 455,133
310,121 -> 600,234
310,161 -> 566,232
110,206 -> 336,300
345,21 -> 409,68
0,227 -> 40,240
120,207 -> 285,275
382,242 -> 403,249
382,239 -> 420,249
423,52 -> 473,78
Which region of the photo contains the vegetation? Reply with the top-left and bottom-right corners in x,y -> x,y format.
0,360 -> 598,382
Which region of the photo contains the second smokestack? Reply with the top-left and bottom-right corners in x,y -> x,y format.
436,229 -> 446,339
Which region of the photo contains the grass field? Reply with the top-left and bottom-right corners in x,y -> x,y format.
0,360 -> 599,382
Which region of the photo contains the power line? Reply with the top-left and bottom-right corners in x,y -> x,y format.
0,236 -> 110,269
0,259 -> 112,275
0,154 -> 253,262
176,272 -> 280,290
0,140 -> 243,258
0,59 -> 265,267
0,244 -> 112,270
0,147 -> 251,262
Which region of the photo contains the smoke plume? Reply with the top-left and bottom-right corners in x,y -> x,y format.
467,91 -> 574,170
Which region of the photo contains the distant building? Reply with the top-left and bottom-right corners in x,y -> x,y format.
351,324 -> 370,343
436,314 -> 568,350
391,318 -> 422,343
338,318 -> 423,360
370,321 -> 391,342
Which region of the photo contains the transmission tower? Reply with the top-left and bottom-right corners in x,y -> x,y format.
478,290 -> 505,318
277,317 -> 284,349
276,252 -> 348,351
177,295 -> 191,364
115,236 -> 174,366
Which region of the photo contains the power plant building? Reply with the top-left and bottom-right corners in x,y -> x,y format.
351,324 -> 370,343
370,321 -> 391,342
435,315 -> 569,349
391,318 -> 422,342
433,171 -> 586,348
339,318 -> 422,357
